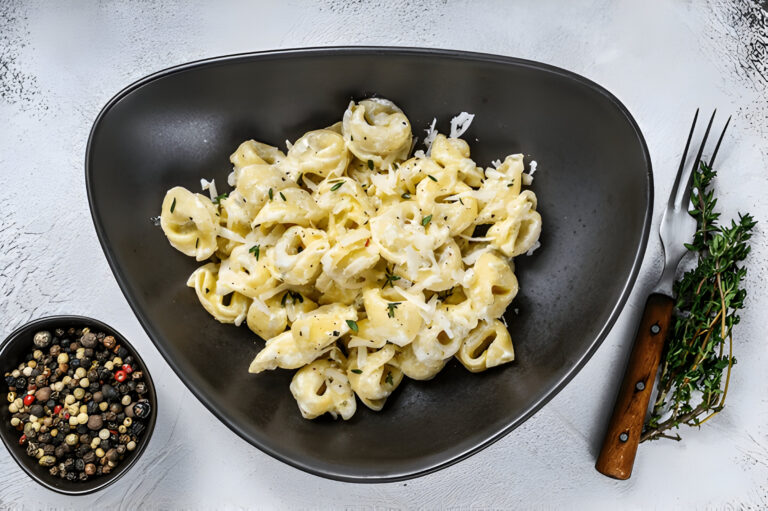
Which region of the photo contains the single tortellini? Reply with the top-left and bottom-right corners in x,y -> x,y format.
321,229 -> 380,288
348,344 -> 403,411
246,295 -> 287,340
361,287 -> 423,347
236,163 -> 290,219
249,330 -> 317,373
229,140 -> 286,187
487,191 -> 542,257
345,318 -> 388,351
370,201 -> 450,266
313,273 -> 363,306
187,263 -> 250,326
230,139 -> 286,169
246,290 -> 317,341
290,359 -> 356,420
393,344 -> 446,381
416,177 -> 478,236
251,187 -> 323,228
342,99 -> 412,167
217,244 -> 277,298
160,187 -> 218,261
456,319 -> 515,372
283,129 -> 349,182
410,308 -> 467,362
466,251 -> 519,319
430,134 -> 484,187
314,177 -> 375,236
273,226 -> 329,285
437,288 -> 479,333
410,239 -> 465,292
216,193 -> 251,257
291,303 -> 358,353
476,154 -> 526,222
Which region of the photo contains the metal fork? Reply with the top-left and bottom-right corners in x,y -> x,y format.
595,110 -> 731,480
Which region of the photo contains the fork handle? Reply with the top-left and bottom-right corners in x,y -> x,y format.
595,293 -> 675,480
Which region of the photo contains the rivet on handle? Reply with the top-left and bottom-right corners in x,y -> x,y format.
650,323 -> 661,335
619,432 -> 629,442
635,381 -> 645,391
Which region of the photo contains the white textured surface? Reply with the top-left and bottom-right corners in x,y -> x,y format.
1,1 -> 767,509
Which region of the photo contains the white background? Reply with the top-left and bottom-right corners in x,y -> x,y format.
1,1 -> 767,509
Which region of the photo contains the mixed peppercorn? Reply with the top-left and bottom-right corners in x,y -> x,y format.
4,326 -> 151,482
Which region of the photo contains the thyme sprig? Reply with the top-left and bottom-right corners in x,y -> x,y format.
642,161 -> 756,442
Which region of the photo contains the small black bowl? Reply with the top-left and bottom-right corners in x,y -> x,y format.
0,315 -> 157,495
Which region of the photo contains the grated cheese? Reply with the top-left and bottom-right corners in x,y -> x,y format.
459,234 -> 495,242
449,112 -> 475,138
217,226 -> 246,243
525,240 -> 541,256
424,118 -> 438,155
200,178 -> 218,201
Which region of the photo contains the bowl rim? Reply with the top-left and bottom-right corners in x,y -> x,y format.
84,46 -> 653,483
0,315 -> 158,495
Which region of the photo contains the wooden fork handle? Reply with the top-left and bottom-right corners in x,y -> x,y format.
595,293 -> 675,480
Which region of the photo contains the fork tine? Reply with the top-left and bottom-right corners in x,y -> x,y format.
668,109 -> 699,209
708,115 -> 731,169
680,110 -> 717,208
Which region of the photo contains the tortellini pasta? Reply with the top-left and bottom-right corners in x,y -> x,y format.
159,98 -> 542,420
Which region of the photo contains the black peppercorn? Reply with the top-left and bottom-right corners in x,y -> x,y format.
66,471 -> 76,481
102,384 -> 118,401
46,399 -> 55,409
133,401 -> 151,419
79,472 -> 88,481
29,404 -> 43,417
70,358 -> 80,368
117,346 -> 128,358
15,376 -> 26,388
86,401 -> 98,414
80,332 -> 98,348
75,458 -> 85,471
131,422 -> 145,436
76,444 -> 89,457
